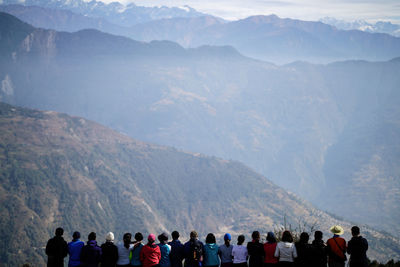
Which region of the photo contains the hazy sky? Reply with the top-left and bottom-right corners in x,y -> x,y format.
98,0 -> 400,23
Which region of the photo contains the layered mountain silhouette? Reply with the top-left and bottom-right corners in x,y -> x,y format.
0,102 -> 399,266
0,12 -> 399,244
2,4 -> 400,64
0,0 -> 204,26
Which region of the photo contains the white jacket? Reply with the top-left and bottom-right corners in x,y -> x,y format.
274,242 -> 297,262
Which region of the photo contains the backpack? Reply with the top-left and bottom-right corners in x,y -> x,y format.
190,240 -> 203,262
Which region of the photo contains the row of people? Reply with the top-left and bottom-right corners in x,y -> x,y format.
45,225 -> 368,267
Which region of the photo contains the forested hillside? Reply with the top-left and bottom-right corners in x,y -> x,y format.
0,102 -> 399,266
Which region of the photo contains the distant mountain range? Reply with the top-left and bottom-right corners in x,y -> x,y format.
0,12 -> 399,241
1,102 -> 399,266
1,4 -> 400,64
320,17 -> 400,37
0,0 -> 205,26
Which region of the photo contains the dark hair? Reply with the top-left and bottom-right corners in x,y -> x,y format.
206,233 -> 216,244
172,231 -> 180,240
314,231 -> 323,240
158,232 -> 168,243
135,232 -> 143,241
252,231 -> 260,241
123,233 -> 132,249
351,226 -> 360,236
88,232 -> 96,241
299,232 -> 309,243
281,231 -> 293,243
55,228 -> 64,237
72,231 -> 80,240
266,232 -> 276,243
190,231 -> 198,239
237,235 -> 245,245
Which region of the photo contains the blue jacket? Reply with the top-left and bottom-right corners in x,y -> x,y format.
203,243 -> 220,267
68,239 -> 84,267
131,242 -> 144,266
158,243 -> 172,267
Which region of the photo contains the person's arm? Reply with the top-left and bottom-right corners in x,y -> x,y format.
292,244 -> 297,259
363,238 -> 368,252
274,244 -> 279,258
347,240 -> 352,255
140,245 -> 145,263
157,246 -> 162,261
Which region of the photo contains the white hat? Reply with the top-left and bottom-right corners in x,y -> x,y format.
106,232 -> 114,241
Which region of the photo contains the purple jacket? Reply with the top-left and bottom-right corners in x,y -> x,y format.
81,240 -> 102,267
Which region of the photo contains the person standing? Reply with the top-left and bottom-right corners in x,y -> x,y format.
347,226 -> 368,267
263,232 -> 278,267
158,233 -> 172,267
274,231 -> 297,267
310,231 -> 327,267
140,234 -> 161,267
232,235 -> 248,267
117,233 -> 133,267
326,226 -> 347,267
247,231 -> 264,267
294,232 -> 311,267
81,232 -> 102,267
131,232 -> 145,267
218,233 -> 233,267
203,233 -> 220,267
46,227 -> 68,267
100,232 -> 118,267
68,231 -> 84,267
184,231 -> 204,267
169,231 -> 184,267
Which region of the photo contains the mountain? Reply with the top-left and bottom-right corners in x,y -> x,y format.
0,0 -> 205,26
320,17 -> 400,37
0,4 -> 125,34
0,13 -> 399,239
2,6 -> 400,64
0,101 -> 399,266
129,14 -> 400,64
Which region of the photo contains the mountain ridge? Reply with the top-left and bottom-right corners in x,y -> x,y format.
0,101 -> 399,266
0,12 -> 399,244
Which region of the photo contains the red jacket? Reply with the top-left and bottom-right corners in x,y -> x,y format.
263,242 -> 278,264
327,237 -> 346,262
140,243 -> 161,267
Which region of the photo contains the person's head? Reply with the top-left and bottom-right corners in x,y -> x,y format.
266,232 -> 276,243
205,233 -> 216,244
158,232 -> 168,243
135,232 -> 143,242
88,232 -> 96,241
123,233 -> 132,248
148,234 -> 156,244
314,231 -> 323,240
281,231 -> 293,243
72,231 -> 80,240
252,231 -> 260,241
171,231 -> 180,240
237,235 -> 245,245
106,232 -> 114,242
190,231 -> 198,240
224,233 -> 231,245
351,226 -> 360,237
299,232 -> 309,243
55,227 -> 64,237
330,225 -> 344,236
